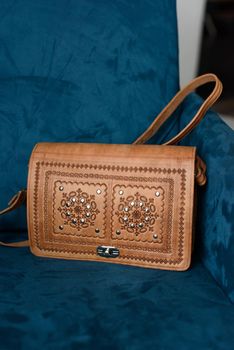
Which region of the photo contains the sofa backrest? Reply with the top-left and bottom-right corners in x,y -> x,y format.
0,0 -> 179,231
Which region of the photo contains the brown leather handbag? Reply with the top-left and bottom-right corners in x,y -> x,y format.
0,74 -> 222,271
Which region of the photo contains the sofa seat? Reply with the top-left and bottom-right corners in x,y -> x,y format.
0,238 -> 233,350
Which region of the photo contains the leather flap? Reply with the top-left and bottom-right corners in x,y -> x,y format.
27,143 -> 196,270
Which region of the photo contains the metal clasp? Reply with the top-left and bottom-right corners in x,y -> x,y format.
97,246 -> 120,258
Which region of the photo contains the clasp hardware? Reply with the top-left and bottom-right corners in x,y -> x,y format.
97,246 -> 120,258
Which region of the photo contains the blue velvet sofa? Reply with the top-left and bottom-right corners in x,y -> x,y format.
0,1 -> 234,349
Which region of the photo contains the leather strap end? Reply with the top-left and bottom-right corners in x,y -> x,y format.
0,189 -> 27,216
0,240 -> 29,247
195,156 -> 207,186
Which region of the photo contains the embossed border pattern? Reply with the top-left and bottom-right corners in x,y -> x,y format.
32,161 -> 187,265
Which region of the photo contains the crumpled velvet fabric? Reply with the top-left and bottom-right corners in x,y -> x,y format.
0,0 -> 179,232
0,1 -> 234,348
179,94 -> 234,304
0,246 -> 234,350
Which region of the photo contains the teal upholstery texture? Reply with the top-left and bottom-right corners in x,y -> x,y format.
0,248 -> 234,350
180,94 -> 234,303
0,1 -> 234,349
0,0 -> 179,232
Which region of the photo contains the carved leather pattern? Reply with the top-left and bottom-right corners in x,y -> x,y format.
33,162 -> 41,250
53,181 -> 107,238
32,161 -> 187,265
58,189 -> 99,229
116,192 -> 159,235
112,185 -> 166,243
110,181 -> 175,255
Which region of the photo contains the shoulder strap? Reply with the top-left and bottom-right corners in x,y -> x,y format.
133,73 -> 222,145
133,73 -> 222,187
0,74 -> 222,247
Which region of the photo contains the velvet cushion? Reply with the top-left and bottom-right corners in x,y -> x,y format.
0,245 -> 234,350
0,0 -> 179,231
179,94 -> 234,303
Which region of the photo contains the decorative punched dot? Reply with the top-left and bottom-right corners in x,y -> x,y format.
130,223 -> 135,228
66,202 -> 71,207
153,233 -> 158,239
96,189 -> 102,195
71,197 -> 76,203
59,186 -> 64,191
145,216 -> 150,222
95,228 -> 100,233
66,211 -> 71,216
124,207 -> 129,212
123,216 -> 128,222
86,212 -> 91,217
80,218 -> 85,224
86,204 -> 91,209
130,201 -> 135,206
145,207 -> 149,212
138,223 -> 144,228
80,198 -> 85,203
119,190 -> 124,195
116,229 -> 121,235
155,191 -> 160,197
139,202 -> 143,207
72,218 -> 77,224
59,225 -> 64,230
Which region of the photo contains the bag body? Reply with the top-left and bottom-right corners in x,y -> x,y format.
27,142 -> 196,270
0,74 -> 223,270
